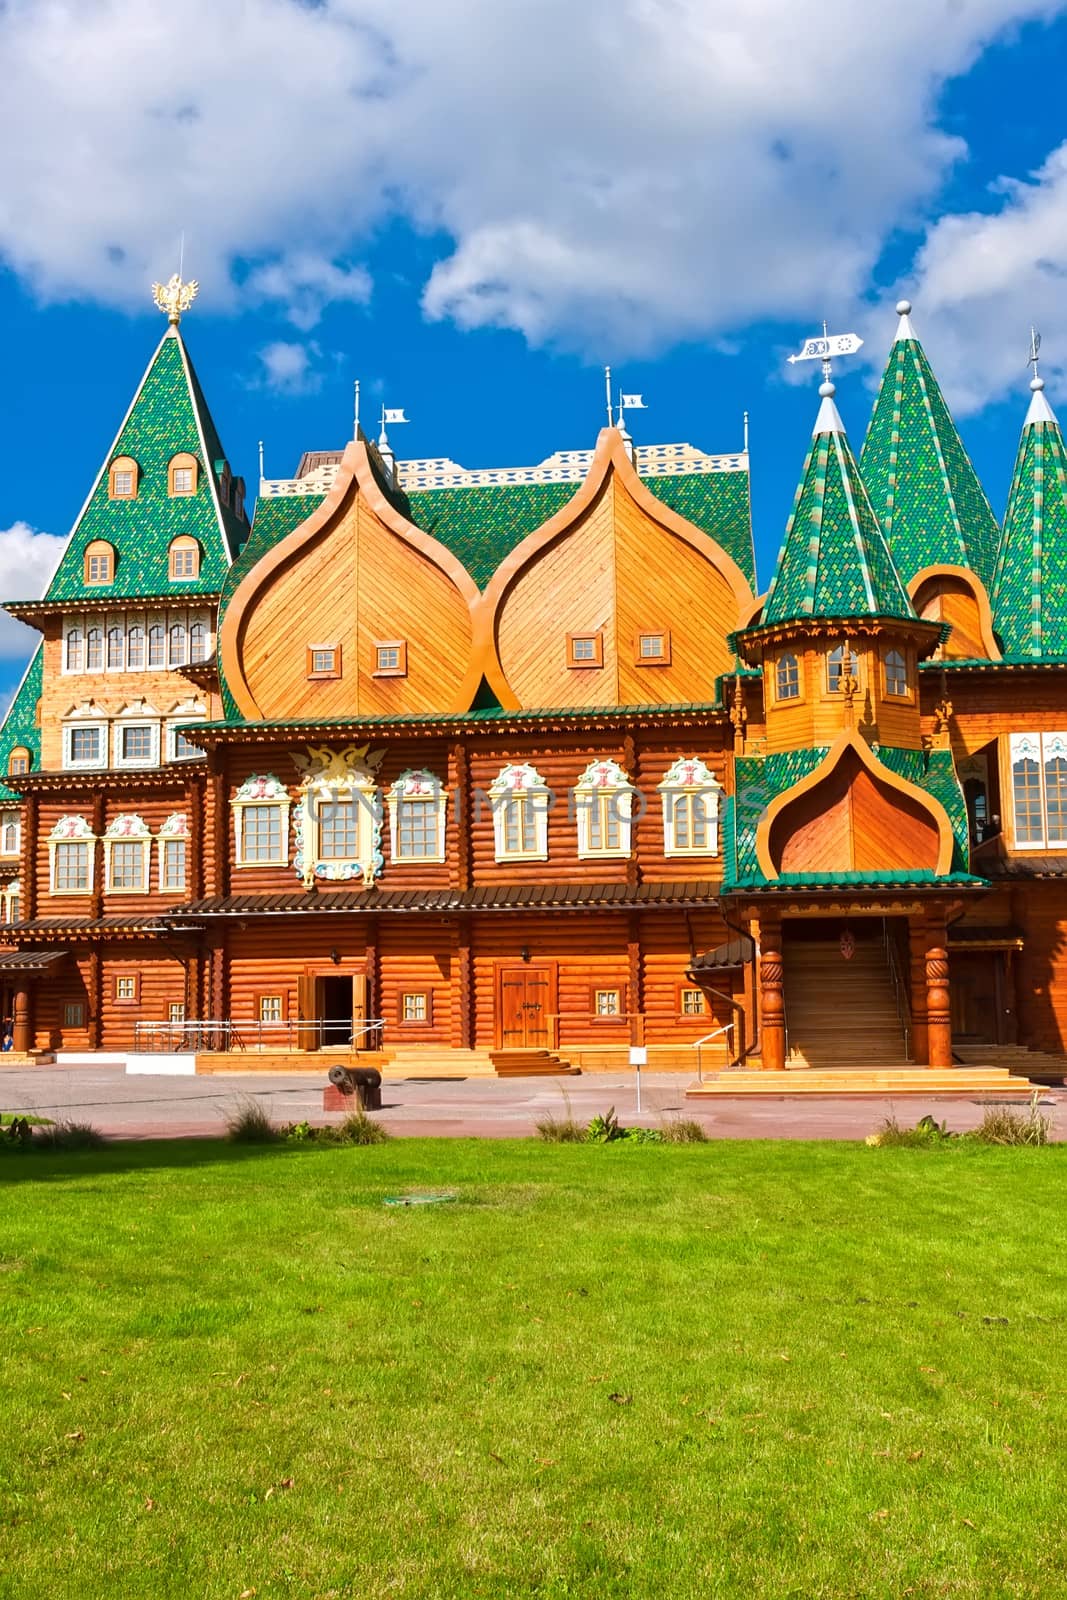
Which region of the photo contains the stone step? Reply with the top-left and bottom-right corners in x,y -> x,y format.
689,1067 -> 1036,1098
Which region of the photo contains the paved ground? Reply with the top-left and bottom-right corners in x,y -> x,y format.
1,1065 -> 1063,1141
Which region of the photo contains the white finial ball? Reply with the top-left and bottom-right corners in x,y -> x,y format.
896,299 -> 912,316
819,379 -> 836,398
1031,375 -> 1045,392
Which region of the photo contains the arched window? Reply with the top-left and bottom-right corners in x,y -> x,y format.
776,654 -> 799,701
573,760 -> 633,859
169,536 -> 200,581
489,764 -> 550,861
190,621 -> 209,663
1,808 -> 20,855
86,628 -> 104,671
148,624 -> 165,668
884,649 -> 908,697
106,626 -> 124,670
84,540 -> 115,586
168,452 -> 199,497
65,629 -> 84,673
659,757 -> 721,857
127,624 -> 145,670
7,748 -> 29,777
169,621 -> 188,667
108,456 -> 138,500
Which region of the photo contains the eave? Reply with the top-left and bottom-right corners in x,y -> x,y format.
3,592 -> 224,628
918,657 -> 1067,673
4,767 -> 197,795
730,614 -> 945,665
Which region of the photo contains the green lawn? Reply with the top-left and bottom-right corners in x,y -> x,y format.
1,1139 -> 1065,1599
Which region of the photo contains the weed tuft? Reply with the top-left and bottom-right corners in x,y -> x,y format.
535,1116 -> 587,1143
326,1111 -> 391,1146
225,1098 -> 280,1144
662,1118 -> 709,1144
972,1094 -> 1050,1147
866,1113 -> 953,1148
33,1119 -> 104,1151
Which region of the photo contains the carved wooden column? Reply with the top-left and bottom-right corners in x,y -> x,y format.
758,912 -> 786,1071
12,983 -> 31,1053
209,938 -> 227,1023
627,910 -> 644,1044
88,946 -> 103,1049
456,913 -> 474,1049
925,911 -> 952,1069
364,913 -> 379,1036
22,791 -> 39,922
908,917 -> 929,1064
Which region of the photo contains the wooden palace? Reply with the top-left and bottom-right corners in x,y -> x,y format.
2,288 -> 1066,1090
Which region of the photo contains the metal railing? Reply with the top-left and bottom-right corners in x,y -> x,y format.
695,1023 -> 735,1082
882,919 -> 912,1061
133,1019 -> 385,1054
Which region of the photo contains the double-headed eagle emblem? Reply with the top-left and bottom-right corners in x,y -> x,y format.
152,273 -> 199,325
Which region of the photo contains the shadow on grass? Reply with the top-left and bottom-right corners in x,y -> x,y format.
0,1135 -> 322,1185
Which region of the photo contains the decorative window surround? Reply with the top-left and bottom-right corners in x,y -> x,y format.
61,611 -> 213,676
48,816 -> 96,895
108,456 -> 139,500
388,770 -> 447,864
169,536 -> 201,581
0,809 -> 20,857
489,762 -> 550,862
104,814 -> 152,893
292,746 -> 384,887
3,882 -> 21,924
113,701 -> 162,769
659,757 -> 721,857
158,813 -> 189,893
1010,732 -> 1067,850
233,774 -> 291,868
167,698 -> 208,762
574,759 -> 634,859
84,540 -> 115,586
63,704 -> 108,771
168,453 -> 199,497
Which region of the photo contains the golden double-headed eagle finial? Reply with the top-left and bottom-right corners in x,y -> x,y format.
152,273 -> 199,326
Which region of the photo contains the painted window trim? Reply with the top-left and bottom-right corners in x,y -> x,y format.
108,456 -> 139,501
658,757 -> 721,858
112,718 -> 162,770
168,536 -> 202,582
387,770 -> 448,865
293,750 -> 385,887
166,708 -> 208,763
233,776 -> 292,869
1008,731 -> 1067,852
489,763 -> 550,862
63,720 -> 109,772
48,817 -> 96,896
0,809 -> 20,858
573,759 -> 634,859
158,814 -> 190,894
566,632 -> 605,669
103,815 -> 152,895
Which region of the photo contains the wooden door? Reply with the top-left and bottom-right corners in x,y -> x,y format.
351,973 -> 369,1050
296,972 -> 317,1052
498,968 -> 551,1049
950,953 -> 1001,1043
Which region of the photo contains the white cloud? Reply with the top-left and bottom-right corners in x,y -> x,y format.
255,340 -> 322,394
0,522 -> 64,659
883,143 -> 1067,415
0,0 -> 1063,366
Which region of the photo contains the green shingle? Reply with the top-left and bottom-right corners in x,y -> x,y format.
861,328 -> 999,589
724,742 -> 972,891
0,646 -> 43,802
992,394 -> 1067,658
42,330 -> 244,605
761,403 -> 913,626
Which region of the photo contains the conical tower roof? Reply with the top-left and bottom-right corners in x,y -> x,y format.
761,383 -> 915,626
860,302 -> 999,589
42,324 -> 247,604
991,376 -> 1067,658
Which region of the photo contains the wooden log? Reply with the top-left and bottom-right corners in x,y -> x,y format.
758,914 -> 786,1071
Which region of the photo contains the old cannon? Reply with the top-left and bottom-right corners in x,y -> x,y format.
325,1062 -> 383,1112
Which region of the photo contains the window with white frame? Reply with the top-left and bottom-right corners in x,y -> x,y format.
190,620 -> 209,663
294,750 -> 382,886
104,814 -> 151,892
86,628 -> 103,671
4,883 -> 20,923
167,700 -> 207,762
48,816 -> 95,894
233,775 -> 291,868
489,763 -> 550,862
127,624 -> 146,669
659,757 -> 721,857
64,628 -> 84,673
148,623 -> 166,668
63,709 -> 108,770
776,654 -> 800,701
0,809 -> 19,857
113,702 -> 161,768
169,621 -> 188,667
388,770 -> 447,864
1010,732 -> 1067,848
574,759 -> 633,859
106,625 -> 124,670
158,813 -> 189,892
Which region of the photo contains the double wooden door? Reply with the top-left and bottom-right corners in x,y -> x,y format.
498,967 -> 553,1049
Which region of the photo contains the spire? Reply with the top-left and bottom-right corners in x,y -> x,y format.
762,382 -> 915,626
991,355 -> 1067,658
43,316 -> 246,605
861,299 -> 999,589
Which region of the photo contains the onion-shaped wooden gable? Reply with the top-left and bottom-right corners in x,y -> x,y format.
473,428 -> 754,710
755,730 -> 955,879
909,565 -> 1000,660
220,441 -> 480,719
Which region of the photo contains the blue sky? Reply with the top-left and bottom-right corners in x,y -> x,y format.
2,1 -> 1067,706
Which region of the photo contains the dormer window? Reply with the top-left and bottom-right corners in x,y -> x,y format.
169,536 -> 201,581
168,453 -> 199,497
884,649 -> 909,697
108,456 -> 138,500
7,748 -> 30,777
776,654 -> 800,701
84,540 -> 115,586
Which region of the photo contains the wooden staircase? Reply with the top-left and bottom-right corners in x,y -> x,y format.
954,1043 -> 1067,1084
783,936 -> 909,1069
688,1066 -> 1036,1097
381,1047 -> 497,1079
491,1048 -> 580,1077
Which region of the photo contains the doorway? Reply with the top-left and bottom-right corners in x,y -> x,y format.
951,952 -> 1009,1044
320,976 -> 354,1047
497,965 -> 554,1049
298,968 -> 369,1050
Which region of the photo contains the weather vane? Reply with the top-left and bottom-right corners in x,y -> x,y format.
787,322 -> 863,385
152,273 -> 199,326
1028,327 -> 1042,382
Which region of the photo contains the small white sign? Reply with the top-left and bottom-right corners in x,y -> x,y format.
629,1046 -> 648,1067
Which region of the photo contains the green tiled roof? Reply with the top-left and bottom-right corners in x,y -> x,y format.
0,646 -> 43,802
761,399 -> 914,626
199,700 -> 727,733
861,324 -> 999,589
41,330 -> 245,606
991,393 -> 1067,658
723,743 -> 971,892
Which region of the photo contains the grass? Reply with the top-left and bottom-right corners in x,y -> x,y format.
0,1139 -> 1065,1598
